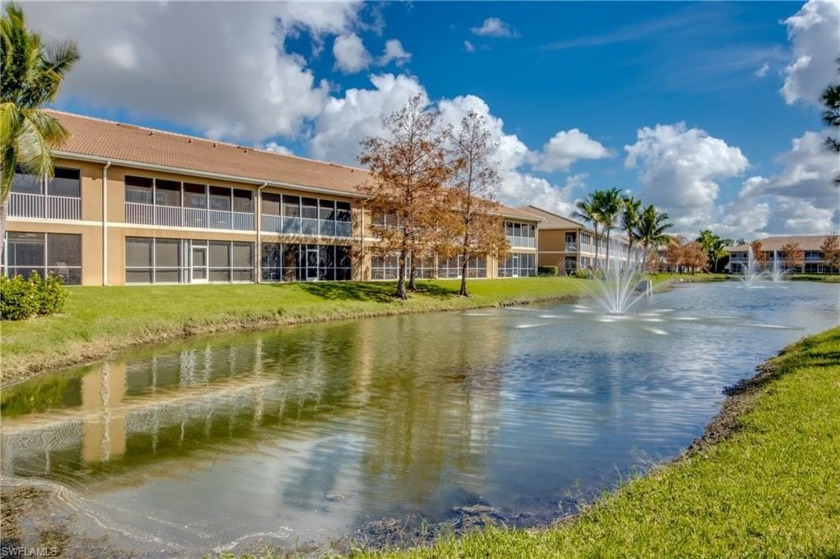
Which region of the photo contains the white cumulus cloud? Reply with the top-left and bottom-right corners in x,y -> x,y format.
471,17 -> 518,38
333,33 -> 373,73
534,129 -> 613,172
378,39 -> 411,67
781,0 -> 840,106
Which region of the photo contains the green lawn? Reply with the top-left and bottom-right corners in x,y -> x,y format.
0,277 -> 587,384
341,326 -> 840,558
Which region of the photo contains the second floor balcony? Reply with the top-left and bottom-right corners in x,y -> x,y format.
125,202 -> 254,231
261,215 -> 352,238
9,192 -> 81,221
507,235 -> 536,249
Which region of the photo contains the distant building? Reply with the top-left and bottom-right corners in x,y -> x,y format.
517,205 -> 639,275
725,235 -> 836,274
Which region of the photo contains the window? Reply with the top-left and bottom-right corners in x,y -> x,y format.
319,200 -> 335,221
282,195 -> 300,217
6,232 -> 82,285
371,254 -> 400,280
499,252 -> 536,278
155,179 -> 181,207
336,202 -> 351,222
262,193 -> 281,216
11,167 -> 43,195
184,183 -> 207,209
47,167 -> 81,197
233,189 -> 253,213
126,237 -> 154,284
209,186 -> 231,211
155,239 -> 181,283
261,243 -> 350,282
125,176 -> 154,204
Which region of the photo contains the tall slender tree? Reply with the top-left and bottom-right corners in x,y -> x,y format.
572,194 -> 601,270
821,57 -> 840,185
359,95 -> 450,299
696,229 -> 730,273
820,233 -> 840,273
1,3 -> 79,268
780,240 -> 804,273
620,194 -> 641,262
635,204 -> 672,273
592,188 -> 623,269
446,111 -> 507,297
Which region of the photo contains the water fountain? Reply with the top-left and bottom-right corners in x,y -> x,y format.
768,250 -> 789,283
739,246 -> 767,287
580,253 -> 650,315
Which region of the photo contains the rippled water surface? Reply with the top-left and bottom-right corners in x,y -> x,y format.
2,281 -> 838,554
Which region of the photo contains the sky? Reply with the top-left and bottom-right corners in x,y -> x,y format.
21,0 -> 840,241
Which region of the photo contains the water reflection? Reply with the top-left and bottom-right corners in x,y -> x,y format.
1,282 -> 837,554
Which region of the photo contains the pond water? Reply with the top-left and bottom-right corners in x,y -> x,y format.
1,281 -> 838,555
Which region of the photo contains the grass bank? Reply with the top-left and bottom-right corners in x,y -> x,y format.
0,277 -> 587,385
341,326 -> 840,559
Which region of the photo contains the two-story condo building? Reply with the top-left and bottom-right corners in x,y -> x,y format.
4,111 -> 539,285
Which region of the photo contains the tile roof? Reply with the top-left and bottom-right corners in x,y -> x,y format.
48,110 -> 542,223
517,205 -> 587,230
49,110 -> 371,196
726,235 -> 832,252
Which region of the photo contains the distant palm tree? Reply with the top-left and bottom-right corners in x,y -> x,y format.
572,193 -> 601,269
620,194 -> 641,263
821,57 -> 839,185
593,188 -> 623,269
635,204 -> 672,272
1,3 -> 79,265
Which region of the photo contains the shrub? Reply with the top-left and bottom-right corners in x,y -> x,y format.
31,272 -> 67,315
0,275 -> 38,321
0,272 -> 67,321
537,266 -> 558,277
574,268 -> 593,279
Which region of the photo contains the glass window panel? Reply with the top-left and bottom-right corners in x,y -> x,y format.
209,186 -> 231,211
319,245 -> 334,268
47,234 -> 81,267
261,243 -> 282,268
184,183 -> 207,209
301,198 -> 318,219
283,244 -> 299,281
319,200 -> 335,221
126,270 -> 152,283
232,269 -> 253,282
11,168 -> 43,195
282,195 -> 300,217
262,193 -> 281,216
336,202 -> 351,222
47,167 -> 81,197
209,242 -> 230,267
48,266 -> 81,285
125,176 -> 153,204
210,269 -> 231,282
7,233 -> 45,266
337,246 -> 351,268
155,238 -> 180,267
155,180 -> 181,207
155,270 -> 180,283
233,189 -> 253,212
232,242 -> 253,268
126,237 -> 153,267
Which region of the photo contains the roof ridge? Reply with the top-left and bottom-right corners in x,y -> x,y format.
46,109 -> 370,174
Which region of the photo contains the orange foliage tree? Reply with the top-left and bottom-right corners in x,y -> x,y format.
780,240 -> 804,273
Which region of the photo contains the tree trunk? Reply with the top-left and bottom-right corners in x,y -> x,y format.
459,251 -> 469,297
0,200 -> 6,276
408,264 -> 417,291
605,231 -> 611,272
593,226 -> 600,270
395,248 -> 407,299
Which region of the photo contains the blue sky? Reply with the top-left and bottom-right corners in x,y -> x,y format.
25,1 -> 840,240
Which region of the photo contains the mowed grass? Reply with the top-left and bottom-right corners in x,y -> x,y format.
0,277 -> 586,383
343,327 -> 840,559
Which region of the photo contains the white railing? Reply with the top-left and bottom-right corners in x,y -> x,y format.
507,235 -> 536,248
125,202 -> 254,231
566,243 -> 578,251
9,192 -> 81,220
261,215 -> 352,238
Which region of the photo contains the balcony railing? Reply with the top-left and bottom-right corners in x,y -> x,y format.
125,202 -> 254,231
507,235 -> 535,248
566,243 -> 578,251
9,192 -> 81,220
261,214 -> 352,238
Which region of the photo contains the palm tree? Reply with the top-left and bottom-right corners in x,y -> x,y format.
635,204 -> 672,273
620,194 -> 641,263
572,193 -> 601,270
1,3 -> 79,266
592,188 -> 623,270
822,57 -> 840,185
